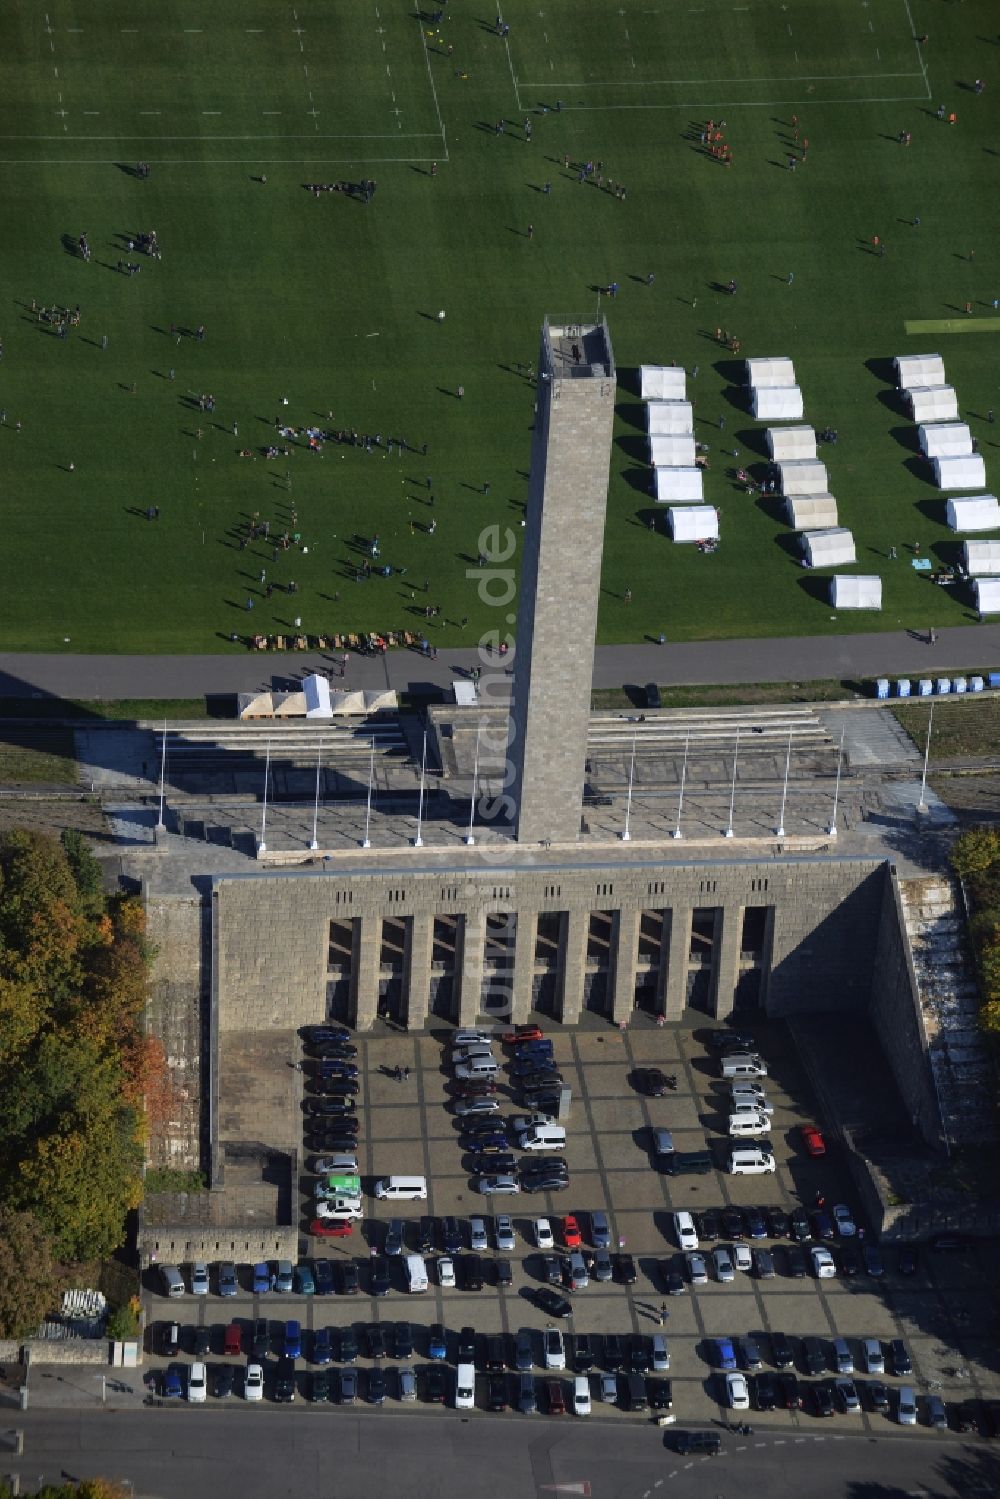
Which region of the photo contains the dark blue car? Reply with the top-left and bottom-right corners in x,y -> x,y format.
313,1258 -> 334,1295
162,1366 -> 183,1398
284,1319 -> 302,1359
715,1338 -> 737,1371
428,1323 -> 448,1360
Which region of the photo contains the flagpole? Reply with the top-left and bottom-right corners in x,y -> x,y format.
672,729 -> 689,839
309,742 -> 322,851
827,724 -> 845,837
155,718 -> 167,831
466,723 -> 482,846
917,701 -> 934,813
361,739 -> 374,848
620,733 -> 636,841
259,739 -> 270,854
724,725 -> 739,838
775,725 -> 792,838
413,729 -> 427,847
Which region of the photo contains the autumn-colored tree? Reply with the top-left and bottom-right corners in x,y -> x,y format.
0,1208 -> 66,1338
0,830 -> 150,1266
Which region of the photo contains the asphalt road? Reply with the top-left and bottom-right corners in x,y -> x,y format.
12,1409 -> 997,1499
2,619 -> 1000,702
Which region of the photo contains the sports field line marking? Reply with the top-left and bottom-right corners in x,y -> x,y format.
902,0 -> 931,99
416,0 -> 449,161
0,156 -> 447,165
0,131 -> 442,140
550,92 -> 931,111
517,70 -> 925,88
906,318 -> 1000,335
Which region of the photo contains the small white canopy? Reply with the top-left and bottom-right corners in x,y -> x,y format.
453,681 -> 477,706
654,466 -> 703,502
932,454 -> 986,490
639,365 -> 686,400
946,495 -> 1000,532
303,673 -> 334,719
801,528 -> 856,568
974,578 -> 1000,614
767,425 -> 817,461
895,353 -> 945,390
962,540 -> 1000,575
668,505 -> 719,542
918,422 -> 973,459
830,574 -> 882,610
647,432 -> 696,467
745,356 -> 796,389
778,459 -> 829,496
646,399 -> 693,435
784,494 -> 839,529
906,385 -> 959,423
751,385 -> 804,420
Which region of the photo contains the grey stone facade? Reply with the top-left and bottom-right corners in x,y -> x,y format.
213,852 -> 892,1039
507,319 -> 617,845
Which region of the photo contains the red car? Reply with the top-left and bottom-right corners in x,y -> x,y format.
310,1218 -> 353,1239
800,1125 -> 827,1158
562,1215 -> 582,1249
502,1024 -> 544,1045
223,1323 -> 242,1356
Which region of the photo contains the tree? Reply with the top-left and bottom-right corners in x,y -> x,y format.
60,827 -> 106,921
0,1208 -> 65,1338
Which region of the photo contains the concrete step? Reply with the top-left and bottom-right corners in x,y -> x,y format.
818,707 -> 921,768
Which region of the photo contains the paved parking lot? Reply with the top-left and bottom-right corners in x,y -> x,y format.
144,1018 -> 1000,1430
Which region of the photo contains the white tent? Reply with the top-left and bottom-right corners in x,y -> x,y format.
778,459 -> 829,496
303,673 -> 334,719
751,385 -> 804,420
962,540 -> 1000,575
918,422 -> 973,459
745,356 -> 796,389
668,505 -> 719,542
973,578 -> 1000,614
801,528 -> 856,568
906,385 -> 959,423
946,495 -> 1000,532
639,365 -> 686,400
932,454 -> 986,490
830,574 -> 882,610
894,353 -> 945,390
767,425 -> 817,461
784,494 -> 839,530
653,466 -> 703,502
647,433 -> 696,467
646,400 -> 693,435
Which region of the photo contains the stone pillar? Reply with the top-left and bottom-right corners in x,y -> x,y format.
713,904 -> 744,1019
510,912 -> 536,1024
351,915 -> 380,1032
559,909 -> 589,1025
457,912 -> 485,1026
654,911 -> 671,1017
404,913 -> 433,1031
610,908 -> 640,1024
664,906 -> 691,1021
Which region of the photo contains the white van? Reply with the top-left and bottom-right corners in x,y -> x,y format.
727,1148 -> 776,1175
455,1056 -> 500,1080
405,1254 -> 429,1293
375,1175 -> 428,1201
573,1375 -> 592,1416
187,1361 -> 207,1403
158,1264 -> 185,1299
728,1111 -> 771,1138
721,1053 -> 768,1079
673,1211 -> 698,1250
520,1125 -> 566,1152
455,1362 -> 476,1410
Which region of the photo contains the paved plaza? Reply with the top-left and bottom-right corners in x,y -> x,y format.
145,1016 -> 1000,1429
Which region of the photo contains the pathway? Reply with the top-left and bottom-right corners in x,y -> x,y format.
1,620 -> 1000,700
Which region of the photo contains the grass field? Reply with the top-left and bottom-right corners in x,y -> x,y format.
1,0 -> 998,653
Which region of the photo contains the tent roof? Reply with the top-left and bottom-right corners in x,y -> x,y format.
918,421 -> 973,457
830,574 -> 882,609
932,454 -> 987,489
654,466 -> 704,501
668,505 -> 719,541
894,353 -> 945,389
751,385 -> 804,420
646,399 -> 693,433
946,495 -> 1000,532
303,673 -> 333,719
639,365 -> 686,399
745,356 -> 796,388
784,495 -> 839,529
767,425 -> 817,459
802,528 -> 856,566
962,540 -> 1000,574
974,578 -> 1000,612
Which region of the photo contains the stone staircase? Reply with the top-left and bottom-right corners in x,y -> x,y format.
899,874 -> 998,1145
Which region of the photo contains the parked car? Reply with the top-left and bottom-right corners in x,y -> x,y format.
726,1372 -> 750,1410
313,1258 -> 334,1295
243,1363 -> 264,1402
615,1253 -> 637,1285
214,1365 -> 235,1399
535,1288 -> 572,1318
590,1210 -> 612,1248
427,1324 -> 448,1361
633,1067 -> 672,1097
495,1214 -> 516,1252
800,1124 -> 827,1157
309,1370 -> 331,1403
832,1204 -> 857,1237
273,1357 -> 296,1403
